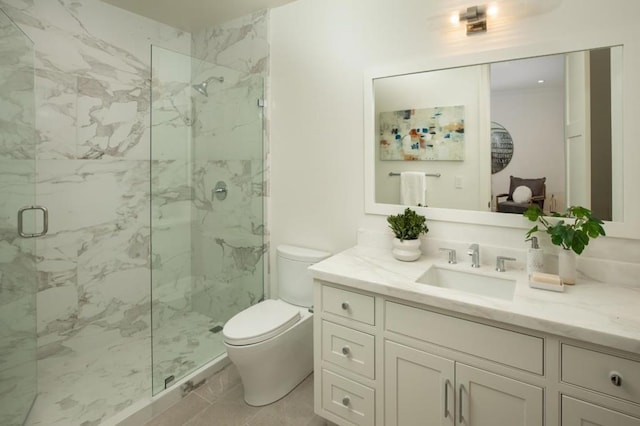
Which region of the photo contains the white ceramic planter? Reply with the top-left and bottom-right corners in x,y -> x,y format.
558,249 -> 577,285
391,238 -> 422,262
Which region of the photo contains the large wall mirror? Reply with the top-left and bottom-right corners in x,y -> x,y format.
364,41 -> 640,239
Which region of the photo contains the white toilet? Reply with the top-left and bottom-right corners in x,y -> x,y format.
222,245 -> 330,406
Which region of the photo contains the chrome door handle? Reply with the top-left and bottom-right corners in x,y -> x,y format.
443,379 -> 450,418
18,206 -> 48,238
459,384 -> 464,423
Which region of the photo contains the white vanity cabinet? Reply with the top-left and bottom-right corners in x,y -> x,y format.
559,344 -> 640,426
310,247 -> 640,426
313,279 -> 640,426
385,341 -> 543,426
384,301 -> 543,426
314,283 -> 378,426
384,340 -> 455,425
314,281 -> 544,426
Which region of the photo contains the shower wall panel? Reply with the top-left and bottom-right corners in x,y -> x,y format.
190,10 -> 269,325
0,0 -> 190,424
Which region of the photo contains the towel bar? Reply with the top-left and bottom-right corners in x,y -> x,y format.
388,172 -> 441,177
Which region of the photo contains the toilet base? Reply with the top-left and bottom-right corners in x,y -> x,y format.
225,310 -> 313,406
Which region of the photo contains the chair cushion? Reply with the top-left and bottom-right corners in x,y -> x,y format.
509,176 -> 546,198
512,185 -> 532,203
498,201 -> 530,214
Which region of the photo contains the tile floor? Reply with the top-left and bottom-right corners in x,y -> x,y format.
144,364 -> 329,426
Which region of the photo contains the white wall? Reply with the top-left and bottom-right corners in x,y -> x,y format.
269,0 -> 640,296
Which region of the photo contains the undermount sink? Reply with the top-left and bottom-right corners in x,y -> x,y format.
416,265 -> 516,301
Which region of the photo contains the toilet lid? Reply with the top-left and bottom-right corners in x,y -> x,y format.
223,299 -> 301,346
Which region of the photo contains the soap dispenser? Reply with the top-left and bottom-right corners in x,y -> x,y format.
526,236 -> 544,277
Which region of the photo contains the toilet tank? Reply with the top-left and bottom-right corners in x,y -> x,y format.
277,245 -> 331,308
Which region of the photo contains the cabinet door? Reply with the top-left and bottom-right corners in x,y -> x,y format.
456,363 -> 543,426
385,341 -> 455,426
562,395 -> 640,426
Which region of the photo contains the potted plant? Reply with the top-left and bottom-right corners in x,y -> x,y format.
523,205 -> 605,284
387,207 -> 429,261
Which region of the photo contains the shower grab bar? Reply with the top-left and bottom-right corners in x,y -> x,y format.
388,172 -> 441,177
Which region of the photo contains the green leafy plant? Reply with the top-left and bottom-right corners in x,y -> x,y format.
523,205 -> 605,255
387,208 -> 429,241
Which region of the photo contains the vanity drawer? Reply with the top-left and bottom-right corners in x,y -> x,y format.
562,395 -> 640,425
322,320 -> 375,379
562,344 -> 640,404
321,369 -> 375,426
322,285 -> 375,325
385,301 -> 544,374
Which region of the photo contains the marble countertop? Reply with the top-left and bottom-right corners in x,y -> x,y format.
309,245 -> 640,354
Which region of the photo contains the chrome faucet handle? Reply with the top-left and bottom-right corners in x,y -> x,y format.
439,248 -> 457,264
496,256 -> 516,272
467,243 -> 480,268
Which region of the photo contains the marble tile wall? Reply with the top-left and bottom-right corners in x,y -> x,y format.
189,12 -> 269,326
0,0 -> 190,424
0,10 -> 38,426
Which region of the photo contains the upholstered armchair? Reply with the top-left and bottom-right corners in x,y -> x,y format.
496,176 -> 546,214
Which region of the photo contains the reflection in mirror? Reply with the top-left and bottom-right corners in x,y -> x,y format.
372,46 -> 623,222
491,122 -> 514,174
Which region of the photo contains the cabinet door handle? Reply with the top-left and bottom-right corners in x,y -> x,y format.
341,301 -> 350,310
458,384 -> 464,423
342,396 -> 350,406
443,379 -> 450,418
341,345 -> 351,356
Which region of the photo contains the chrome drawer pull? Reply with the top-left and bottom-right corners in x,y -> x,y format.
342,396 -> 350,406
610,372 -> 623,387
341,302 -> 350,310
342,346 -> 351,356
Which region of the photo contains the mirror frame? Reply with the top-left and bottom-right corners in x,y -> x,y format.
364,35 -> 640,240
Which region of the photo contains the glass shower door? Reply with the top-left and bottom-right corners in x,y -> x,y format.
0,8 -> 38,426
150,45 -> 265,394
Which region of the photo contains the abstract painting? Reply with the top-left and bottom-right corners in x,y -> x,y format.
379,105 -> 465,161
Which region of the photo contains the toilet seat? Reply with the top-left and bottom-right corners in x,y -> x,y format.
223,299 -> 302,346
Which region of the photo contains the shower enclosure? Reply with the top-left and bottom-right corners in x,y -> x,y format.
150,45 -> 265,395
0,9 -> 37,426
0,35 -> 265,425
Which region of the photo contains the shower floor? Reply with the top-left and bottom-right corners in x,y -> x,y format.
26,309 -> 225,426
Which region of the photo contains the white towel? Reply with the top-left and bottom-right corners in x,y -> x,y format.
400,172 -> 427,206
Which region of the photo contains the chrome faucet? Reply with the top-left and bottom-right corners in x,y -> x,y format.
468,243 -> 480,268
439,247 -> 457,264
495,256 -> 516,272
